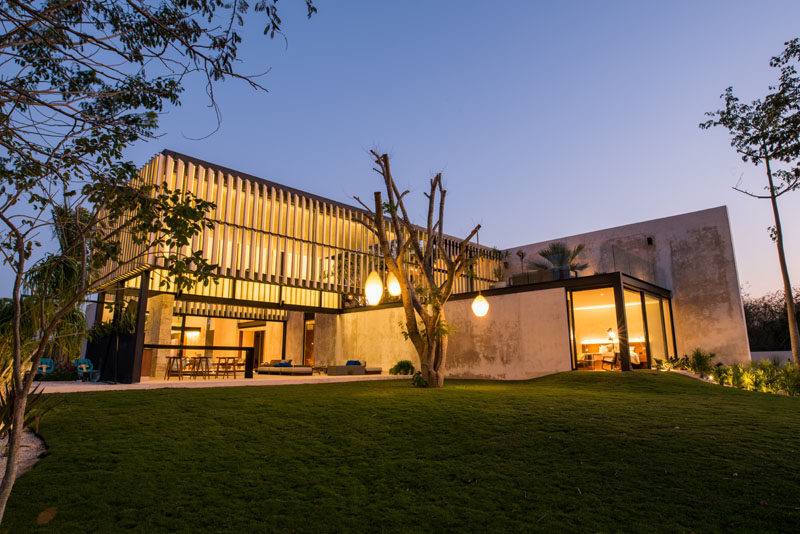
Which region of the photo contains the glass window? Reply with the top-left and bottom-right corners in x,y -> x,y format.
624,289 -> 647,368
571,288 -> 618,370
644,294 -> 666,364
662,299 -> 675,358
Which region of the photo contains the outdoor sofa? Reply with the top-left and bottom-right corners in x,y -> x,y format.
326,360 -> 382,376
256,359 -> 313,376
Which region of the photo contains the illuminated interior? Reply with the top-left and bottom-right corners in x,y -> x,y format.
570,286 -> 676,371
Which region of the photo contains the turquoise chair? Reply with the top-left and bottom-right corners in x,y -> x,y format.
74,358 -> 99,382
37,358 -> 55,375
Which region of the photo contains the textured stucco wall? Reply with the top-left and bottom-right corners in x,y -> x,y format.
144,293 -> 175,378
316,288 -> 572,379
284,311 -> 304,364
505,206 -> 750,365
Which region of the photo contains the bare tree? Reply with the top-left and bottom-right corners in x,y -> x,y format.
355,151 -> 480,388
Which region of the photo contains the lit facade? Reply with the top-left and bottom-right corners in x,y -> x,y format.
87,151 -> 750,383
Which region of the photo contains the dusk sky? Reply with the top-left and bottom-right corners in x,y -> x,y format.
92,2 -> 800,296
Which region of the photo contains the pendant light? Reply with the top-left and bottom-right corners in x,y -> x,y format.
387,271 -> 401,296
471,230 -> 489,317
364,270 -> 383,306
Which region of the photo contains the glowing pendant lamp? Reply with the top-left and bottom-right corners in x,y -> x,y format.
364,270 -> 384,306
472,293 -> 489,317
471,230 -> 490,317
387,271 -> 401,296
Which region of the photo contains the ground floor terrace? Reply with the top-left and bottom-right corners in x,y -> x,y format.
86,270 -> 710,384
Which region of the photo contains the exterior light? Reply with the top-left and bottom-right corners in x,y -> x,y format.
472,293 -> 489,317
364,270 -> 383,306
387,271 -> 401,296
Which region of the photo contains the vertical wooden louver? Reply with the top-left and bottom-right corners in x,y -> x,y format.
96,150 -> 502,310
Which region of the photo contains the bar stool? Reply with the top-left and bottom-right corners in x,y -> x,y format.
165,355 -> 183,380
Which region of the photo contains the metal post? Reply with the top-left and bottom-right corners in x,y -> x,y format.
244,347 -> 254,379
131,270 -> 151,383
613,274 -> 632,372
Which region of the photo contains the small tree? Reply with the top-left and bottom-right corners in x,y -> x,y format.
0,0 -> 316,521
355,151 -> 480,388
530,242 -> 588,272
701,38 -> 800,365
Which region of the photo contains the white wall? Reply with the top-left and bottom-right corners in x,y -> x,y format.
506,206 -> 750,365
316,288 -> 572,380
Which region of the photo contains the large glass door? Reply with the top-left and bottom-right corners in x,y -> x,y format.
623,289 -> 648,368
570,288 -> 619,370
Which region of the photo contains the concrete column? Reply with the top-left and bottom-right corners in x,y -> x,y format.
145,293 -> 175,378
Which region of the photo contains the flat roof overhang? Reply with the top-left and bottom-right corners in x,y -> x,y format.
340,271 -> 672,314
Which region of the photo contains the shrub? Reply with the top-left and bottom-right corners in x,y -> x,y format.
655,358 -> 672,371
688,348 -> 716,378
728,364 -> 743,388
777,363 -> 800,396
411,371 -> 427,388
710,364 -> 729,385
389,360 -> 415,376
754,360 -> 780,393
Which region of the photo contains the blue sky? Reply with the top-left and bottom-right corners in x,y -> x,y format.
23,1 -> 800,296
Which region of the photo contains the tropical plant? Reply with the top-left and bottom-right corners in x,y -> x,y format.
530,242 -> 589,272
710,364 -> 730,385
389,360 -> 415,376
778,363 -> 800,396
688,348 -> 716,378
491,249 -> 510,283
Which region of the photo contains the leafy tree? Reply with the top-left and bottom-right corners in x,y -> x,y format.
701,37 -> 800,365
355,151 -> 480,388
529,242 -> 588,272
0,0 -> 315,521
743,287 -> 800,351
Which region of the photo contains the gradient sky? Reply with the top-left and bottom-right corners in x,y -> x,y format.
11,1 -> 800,297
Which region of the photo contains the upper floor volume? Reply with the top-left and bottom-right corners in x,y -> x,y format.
98,149 -> 503,311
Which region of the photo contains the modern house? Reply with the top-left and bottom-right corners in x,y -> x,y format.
86,150 -> 751,382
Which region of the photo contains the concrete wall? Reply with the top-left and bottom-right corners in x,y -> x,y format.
751,351 -> 794,365
505,206 -> 750,365
315,288 -> 572,380
144,293 -> 175,378
284,311 -> 304,364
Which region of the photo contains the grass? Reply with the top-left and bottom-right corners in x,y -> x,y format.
4,371 -> 800,532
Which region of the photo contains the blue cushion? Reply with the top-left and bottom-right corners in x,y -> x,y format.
346,360 -> 361,366
275,361 -> 292,367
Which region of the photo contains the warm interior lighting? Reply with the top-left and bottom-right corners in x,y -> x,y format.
387,272 -> 401,296
582,337 -> 645,345
364,270 -> 383,306
472,293 -> 489,317
573,302 -> 642,311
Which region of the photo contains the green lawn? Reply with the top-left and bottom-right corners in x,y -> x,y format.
4,372 -> 800,532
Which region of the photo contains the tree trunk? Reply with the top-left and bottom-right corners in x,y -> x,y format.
0,390 -> 29,522
765,158 -> 800,365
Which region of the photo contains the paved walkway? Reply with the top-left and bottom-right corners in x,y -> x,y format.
37,374 -> 407,394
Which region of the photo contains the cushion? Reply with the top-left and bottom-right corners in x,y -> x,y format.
275,361 -> 293,367
345,360 -> 361,366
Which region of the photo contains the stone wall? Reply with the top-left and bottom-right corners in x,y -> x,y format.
144,293 -> 175,378
505,206 -> 750,365
315,288 -> 572,380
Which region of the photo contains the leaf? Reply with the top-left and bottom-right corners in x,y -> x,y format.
37,506 -> 57,525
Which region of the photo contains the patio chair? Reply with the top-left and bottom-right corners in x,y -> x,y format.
37,358 -> 55,375
74,358 -> 100,382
